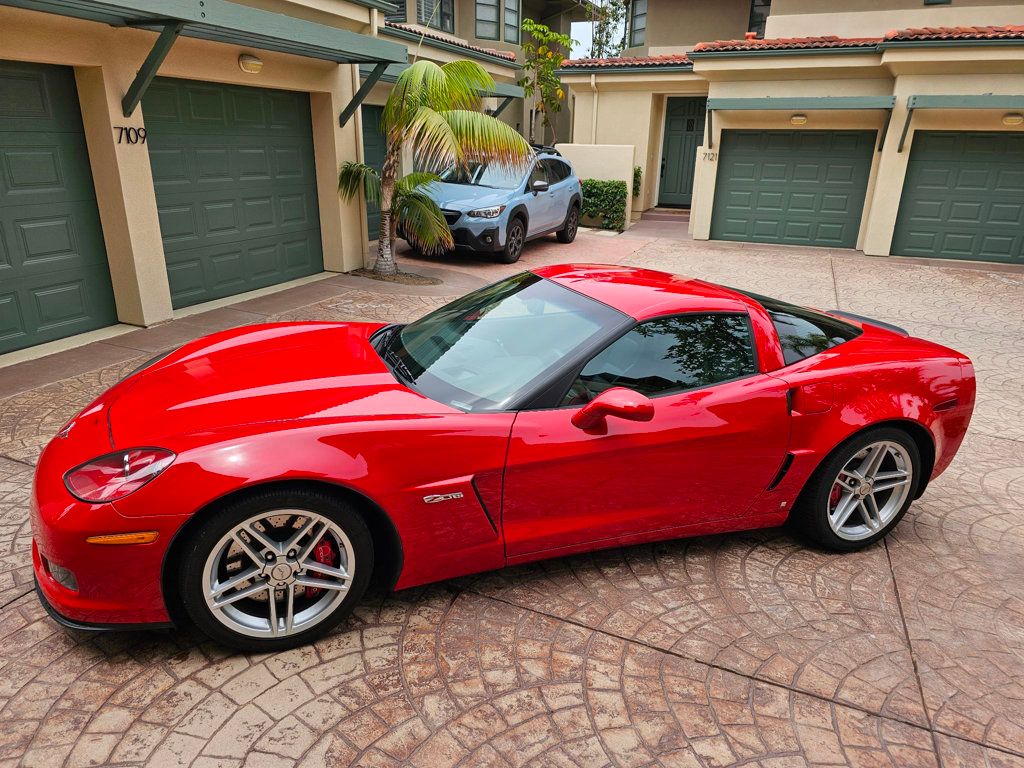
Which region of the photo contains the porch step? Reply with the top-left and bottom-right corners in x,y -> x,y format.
641,208 -> 690,222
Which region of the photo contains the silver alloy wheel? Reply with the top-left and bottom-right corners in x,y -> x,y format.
202,510 -> 354,638
566,207 -> 578,238
827,440 -> 914,541
507,221 -> 524,257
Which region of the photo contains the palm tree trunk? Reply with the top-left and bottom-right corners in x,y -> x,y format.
374,148 -> 401,276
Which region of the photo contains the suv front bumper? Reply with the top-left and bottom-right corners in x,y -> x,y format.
452,225 -> 502,253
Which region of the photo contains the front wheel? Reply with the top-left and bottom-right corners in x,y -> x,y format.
497,217 -> 526,264
556,204 -> 579,243
790,427 -> 921,551
178,488 -> 373,652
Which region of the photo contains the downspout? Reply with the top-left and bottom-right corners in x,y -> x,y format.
590,73 -> 598,144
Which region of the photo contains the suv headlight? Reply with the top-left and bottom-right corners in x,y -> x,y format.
468,205 -> 506,219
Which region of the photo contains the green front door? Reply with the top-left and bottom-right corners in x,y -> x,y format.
658,97 -> 706,207
892,131 -> 1023,263
143,78 -> 323,309
361,105 -> 386,239
711,130 -> 875,248
0,61 -> 116,355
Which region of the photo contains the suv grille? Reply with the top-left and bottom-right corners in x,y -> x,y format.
442,210 -> 461,226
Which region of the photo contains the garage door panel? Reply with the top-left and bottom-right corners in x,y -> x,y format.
711,130 -> 874,249
145,77 -> 322,308
893,131 -> 1023,263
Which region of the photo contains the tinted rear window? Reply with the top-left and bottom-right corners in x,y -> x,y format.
735,290 -> 862,366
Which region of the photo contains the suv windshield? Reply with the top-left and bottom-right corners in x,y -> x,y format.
383,273 -> 626,412
438,161 -> 525,190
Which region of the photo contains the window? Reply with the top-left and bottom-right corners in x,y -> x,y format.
747,0 -> 771,38
385,0 -> 406,22
736,290 -> 862,366
628,0 -> 647,47
476,0 -> 499,39
562,313 -> 757,404
542,158 -> 570,182
386,273 -> 626,411
418,0 -> 454,33
528,161 -> 549,189
504,0 -> 521,43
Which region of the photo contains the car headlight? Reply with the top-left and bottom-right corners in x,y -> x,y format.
468,205 -> 506,219
64,448 -> 176,503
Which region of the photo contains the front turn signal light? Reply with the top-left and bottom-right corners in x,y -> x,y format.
64,448 -> 176,503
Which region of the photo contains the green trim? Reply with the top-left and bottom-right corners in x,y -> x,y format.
358,62 -> 523,97
121,21 -> 181,116
1,0 -> 408,63
707,96 -> 895,110
349,0 -> 401,11
492,94 -> 515,116
556,64 -> 694,75
908,94 -> 1024,110
341,61 -> 388,126
380,23 -> 519,68
877,38 -> 1024,50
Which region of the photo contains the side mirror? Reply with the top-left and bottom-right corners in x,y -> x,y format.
571,387 -> 655,430
531,179 -> 549,194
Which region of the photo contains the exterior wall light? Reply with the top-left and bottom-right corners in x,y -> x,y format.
238,54 -> 264,74
790,114 -> 808,126
1002,113 -> 1024,127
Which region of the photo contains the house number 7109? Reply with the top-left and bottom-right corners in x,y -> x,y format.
115,127 -> 147,145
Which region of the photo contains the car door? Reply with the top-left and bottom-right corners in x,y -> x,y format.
541,159 -> 572,227
524,160 -> 557,234
501,312 -> 792,558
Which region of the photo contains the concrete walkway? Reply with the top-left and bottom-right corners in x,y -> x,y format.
0,231 -> 1021,767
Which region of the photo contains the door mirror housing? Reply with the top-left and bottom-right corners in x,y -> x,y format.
571,387 -> 655,430
531,179 -> 549,194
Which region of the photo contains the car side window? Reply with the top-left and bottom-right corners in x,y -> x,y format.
561,313 -> 758,405
527,162 -> 548,190
542,159 -> 568,183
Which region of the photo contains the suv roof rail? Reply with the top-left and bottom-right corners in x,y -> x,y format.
531,143 -> 561,156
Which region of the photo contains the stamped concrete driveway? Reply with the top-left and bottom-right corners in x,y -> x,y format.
0,231 -> 1021,768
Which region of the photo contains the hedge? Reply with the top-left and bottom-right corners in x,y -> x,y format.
632,166 -> 642,198
580,178 -> 628,231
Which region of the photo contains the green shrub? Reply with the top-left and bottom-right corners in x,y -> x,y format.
632,165 -> 642,198
580,179 -> 628,231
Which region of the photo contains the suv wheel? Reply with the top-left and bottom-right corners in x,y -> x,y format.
557,204 -> 579,244
498,217 -> 526,264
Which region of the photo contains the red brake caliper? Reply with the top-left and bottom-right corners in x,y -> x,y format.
304,537 -> 337,599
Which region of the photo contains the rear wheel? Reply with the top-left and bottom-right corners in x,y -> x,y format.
791,427 -> 920,551
179,488 -> 372,651
498,217 -> 526,264
557,204 -> 579,243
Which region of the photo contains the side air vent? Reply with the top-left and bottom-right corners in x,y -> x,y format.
767,453 -> 795,491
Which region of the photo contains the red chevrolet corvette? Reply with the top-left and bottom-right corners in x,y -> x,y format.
32,264 -> 974,650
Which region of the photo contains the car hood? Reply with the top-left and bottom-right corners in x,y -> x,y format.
422,181 -> 514,211
108,322 -> 456,446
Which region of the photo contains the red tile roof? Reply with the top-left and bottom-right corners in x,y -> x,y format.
884,24 -> 1024,42
692,35 -> 880,53
384,21 -> 518,62
559,53 -> 692,69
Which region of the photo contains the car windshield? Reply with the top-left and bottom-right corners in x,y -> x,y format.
384,273 -> 626,412
438,161 -> 525,190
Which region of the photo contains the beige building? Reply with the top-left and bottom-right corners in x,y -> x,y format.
559,0 -> 1024,265
0,0 -> 585,359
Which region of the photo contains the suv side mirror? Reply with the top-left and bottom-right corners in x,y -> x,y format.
571,387 -> 655,430
531,179 -> 549,194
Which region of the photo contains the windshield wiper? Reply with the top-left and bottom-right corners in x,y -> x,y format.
382,330 -> 415,384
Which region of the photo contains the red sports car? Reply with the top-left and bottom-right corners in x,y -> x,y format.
32,264 -> 975,650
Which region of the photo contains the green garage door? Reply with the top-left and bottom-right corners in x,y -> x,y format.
361,105 -> 386,239
711,130 -> 876,248
0,61 -> 116,355
143,78 -> 323,309
892,131 -> 1024,264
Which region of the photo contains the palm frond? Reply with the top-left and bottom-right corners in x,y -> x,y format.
384,60 -> 449,133
338,161 -> 381,205
395,190 -> 454,255
396,171 -> 442,196
440,110 -> 532,168
406,106 -> 463,171
439,60 -> 495,111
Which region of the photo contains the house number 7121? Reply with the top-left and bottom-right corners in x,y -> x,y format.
115,127 -> 147,145
702,151 -> 718,162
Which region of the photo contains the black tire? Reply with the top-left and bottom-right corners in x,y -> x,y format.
178,488 -> 373,652
497,216 -> 526,264
790,426 -> 921,552
556,203 -> 580,243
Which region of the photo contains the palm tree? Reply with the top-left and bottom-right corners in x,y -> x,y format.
340,60 -> 532,276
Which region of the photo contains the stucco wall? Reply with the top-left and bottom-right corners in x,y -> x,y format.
765,1 -> 1024,38
555,144 -> 635,227
0,5 -> 364,326
624,0 -> 751,56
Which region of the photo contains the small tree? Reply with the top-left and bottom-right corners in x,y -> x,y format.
519,19 -> 574,145
588,0 -> 627,59
340,60 -> 531,276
